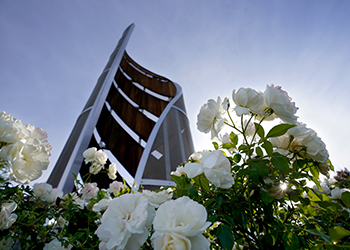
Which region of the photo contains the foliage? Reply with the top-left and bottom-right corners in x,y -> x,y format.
2,84 -> 350,249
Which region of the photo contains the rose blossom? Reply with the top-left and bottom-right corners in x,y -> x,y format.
151,196 -> 211,250
0,119 -> 29,144
142,189 -> 173,208
263,84 -> 298,124
95,193 -> 155,250
33,182 -> 54,202
302,133 -> 329,163
43,239 -> 72,250
188,150 -> 210,162
81,182 -> 99,201
330,187 -> 350,200
93,196 -> 112,213
170,166 -> 186,177
95,149 -> 108,165
184,150 -> 234,189
83,147 -> 97,164
107,163 -> 117,180
196,97 -> 228,139
232,87 -> 264,116
0,140 -> 50,184
0,202 -> 18,230
0,113 -> 51,184
108,181 -> 123,196
0,237 -> 14,250
269,134 -> 291,156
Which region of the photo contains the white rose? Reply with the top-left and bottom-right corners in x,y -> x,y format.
0,120 -> 28,144
108,181 -> 124,196
184,150 -> 234,189
25,125 -> 51,149
189,150 -> 210,162
0,202 -> 18,230
269,134 -> 291,156
95,193 -> 155,250
83,147 -> 97,164
151,196 -> 211,250
33,182 -> 53,202
94,149 -> 108,165
196,97 -> 227,139
89,163 -> 103,175
330,187 -> 350,200
80,182 -> 99,201
313,183 -> 331,195
170,166 -> 186,177
287,122 -> 313,139
242,120 -> 256,138
302,133 -> 329,163
107,163 -> 117,180
220,132 -> 231,144
0,237 -> 14,250
142,189 -> 173,208
232,88 -> 264,116
0,111 -> 14,121
263,84 -> 298,124
69,193 -> 85,209
93,196 -> 112,213
43,239 -> 72,250
47,188 -> 63,203
57,216 -> 69,228
0,141 -> 49,184
153,233 -> 191,250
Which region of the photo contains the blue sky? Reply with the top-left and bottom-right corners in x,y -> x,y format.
1,1 -> 350,182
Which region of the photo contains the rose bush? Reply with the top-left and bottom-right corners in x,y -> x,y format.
1,82 -> 350,250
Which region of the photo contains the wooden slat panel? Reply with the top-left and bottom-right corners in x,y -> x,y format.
96,105 -> 143,176
120,53 -> 177,97
114,69 -> 168,117
106,84 -> 155,141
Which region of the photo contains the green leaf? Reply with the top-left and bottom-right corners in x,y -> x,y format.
266,124 -> 296,138
342,191 -> 350,207
216,224 -> 235,250
304,228 -> 331,242
222,142 -> 235,150
283,231 -> 299,250
238,144 -> 249,154
170,174 -> 183,187
204,198 -> 215,207
233,153 -> 241,163
310,164 -> 320,180
229,132 -> 239,147
222,214 -> 236,228
254,122 -> 265,139
208,214 -> 219,223
311,245 -> 324,250
262,141 -> 273,156
329,226 -> 350,243
271,153 -> 290,174
213,141 -> 219,150
265,234 -> 276,246
293,159 -> 306,171
188,187 -> 198,198
261,191 -> 274,205
251,160 -> 269,177
199,175 -> 211,192
216,195 -> 224,208
255,146 -> 264,157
